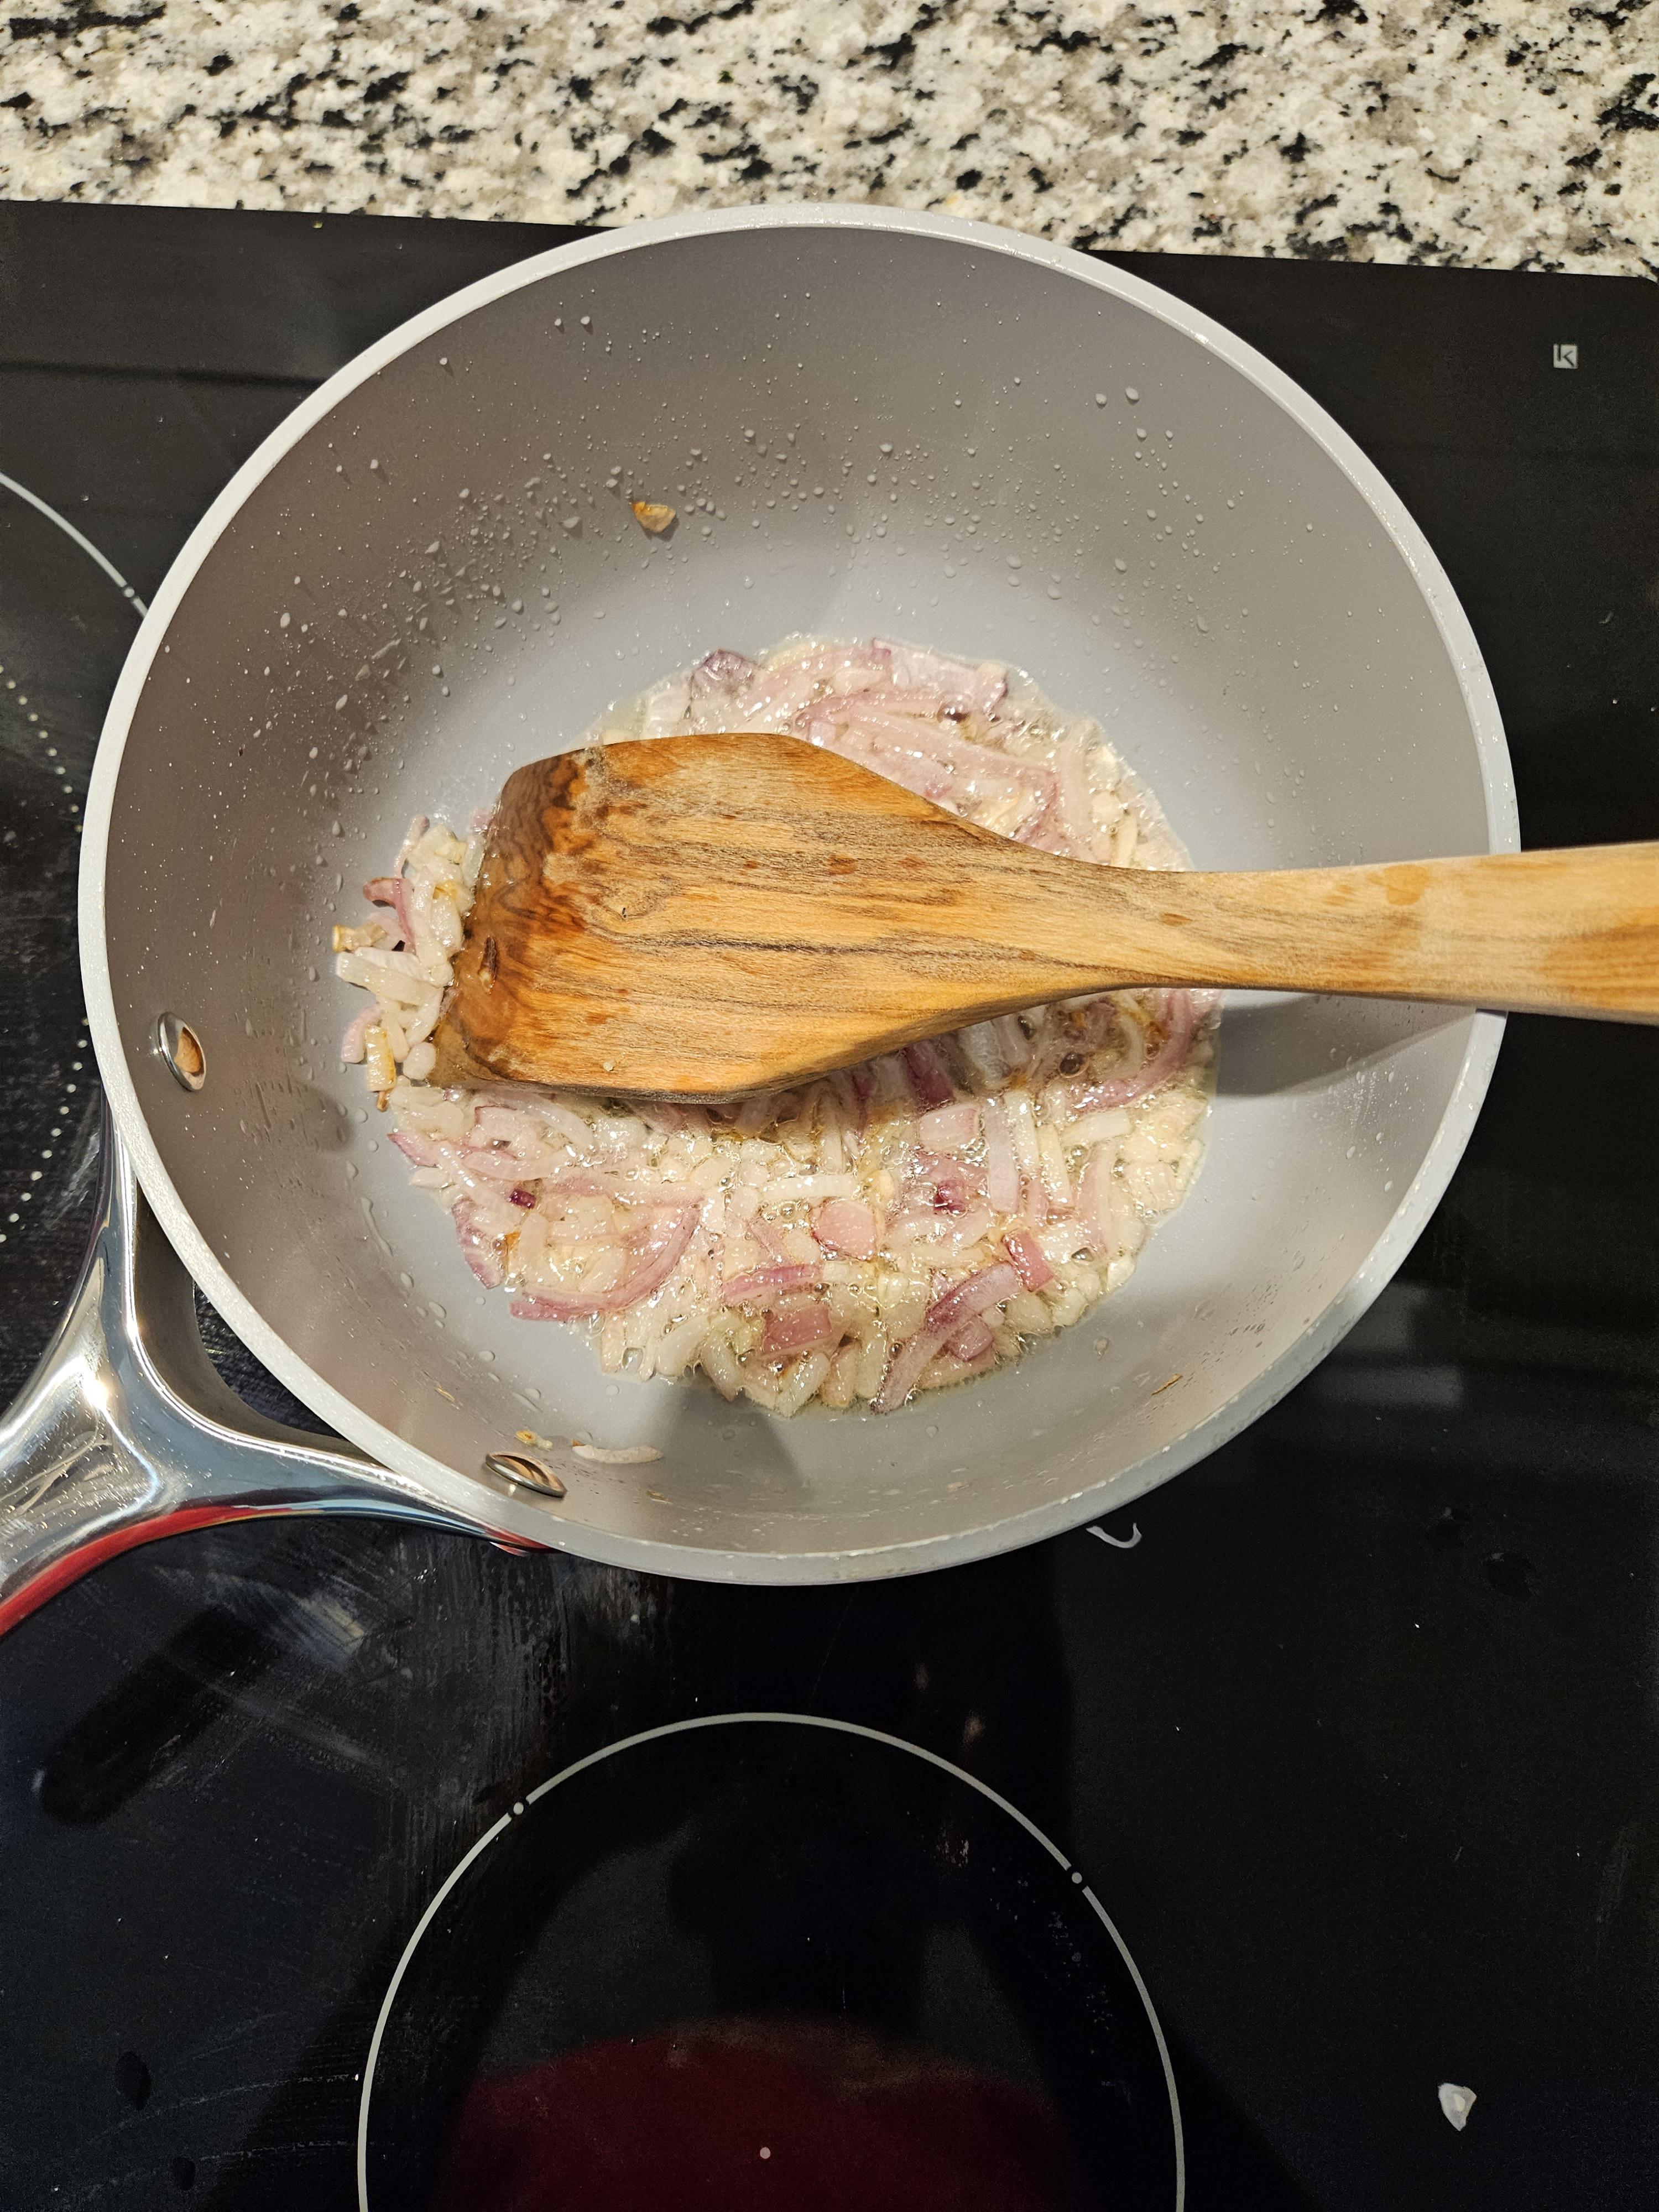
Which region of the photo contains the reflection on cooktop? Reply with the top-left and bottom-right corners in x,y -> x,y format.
0,470 -> 132,1388
362,1716 -> 1178,2211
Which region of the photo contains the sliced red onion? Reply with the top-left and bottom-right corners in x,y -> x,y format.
748,1213 -> 795,1265
456,1142 -> 566,1183
917,1100 -> 979,1151
991,1015 -> 1032,1069
1076,1146 -> 1115,1254
340,1007 -> 375,1065
451,1198 -> 506,1288
902,1041 -> 955,1109
915,1151 -> 974,1213
811,694 -> 1052,818
874,639 -> 1007,716
692,647 -> 757,687
538,1170 -> 621,1198
884,1201 -> 981,1253
760,1298 -> 838,1360
508,1187 -> 536,1209
860,1056 -> 902,1115
637,1102 -> 687,1134
363,874 -> 414,947
873,1260 -> 1022,1413
1048,734 -> 1098,857
509,1202 -> 699,1321
869,1335 -> 940,1416
389,1128 -> 439,1168
722,1262 -> 821,1307
884,725 -> 1046,811
741,664 -> 826,721
1071,990 -> 1198,1110
947,1315 -> 996,1362
1003,1229 -> 1054,1291
471,1104 -> 542,1145
392,813 -> 429,873
830,726 -> 956,803
925,1261 -> 1021,1341
734,1090 -> 788,1136
539,1170 -> 687,1203
779,641 -> 891,688
980,1095 -> 1021,1214
816,684 -> 952,727
536,1100 -> 599,1149
815,1197 -> 878,1260
822,1065 -> 858,1121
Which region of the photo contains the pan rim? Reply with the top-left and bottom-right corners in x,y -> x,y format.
79,202 -> 1516,1581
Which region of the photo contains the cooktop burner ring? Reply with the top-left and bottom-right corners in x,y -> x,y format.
357,1710 -> 1184,2212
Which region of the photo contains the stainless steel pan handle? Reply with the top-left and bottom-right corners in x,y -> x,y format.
0,1115 -> 495,1636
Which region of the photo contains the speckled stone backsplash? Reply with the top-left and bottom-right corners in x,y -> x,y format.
1,3 -> 1654,275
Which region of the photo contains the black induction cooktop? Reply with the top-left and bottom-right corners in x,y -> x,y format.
1,203 -> 1656,2212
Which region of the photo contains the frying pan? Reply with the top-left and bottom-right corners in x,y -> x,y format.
0,207 -> 1514,1616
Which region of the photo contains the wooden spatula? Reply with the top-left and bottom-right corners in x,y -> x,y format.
428,732 -> 1659,1100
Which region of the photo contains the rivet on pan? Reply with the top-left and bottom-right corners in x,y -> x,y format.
484,1451 -> 567,1499
156,1013 -> 206,1092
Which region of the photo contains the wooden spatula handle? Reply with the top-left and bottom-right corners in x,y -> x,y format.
437,740 -> 1659,1102
1088,843 -> 1659,1019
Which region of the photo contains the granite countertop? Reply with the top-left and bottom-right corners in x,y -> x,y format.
0,3 -> 1654,275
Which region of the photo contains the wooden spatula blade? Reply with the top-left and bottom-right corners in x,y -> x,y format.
429,733 -> 1119,1098
427,731 -> 1659,1100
